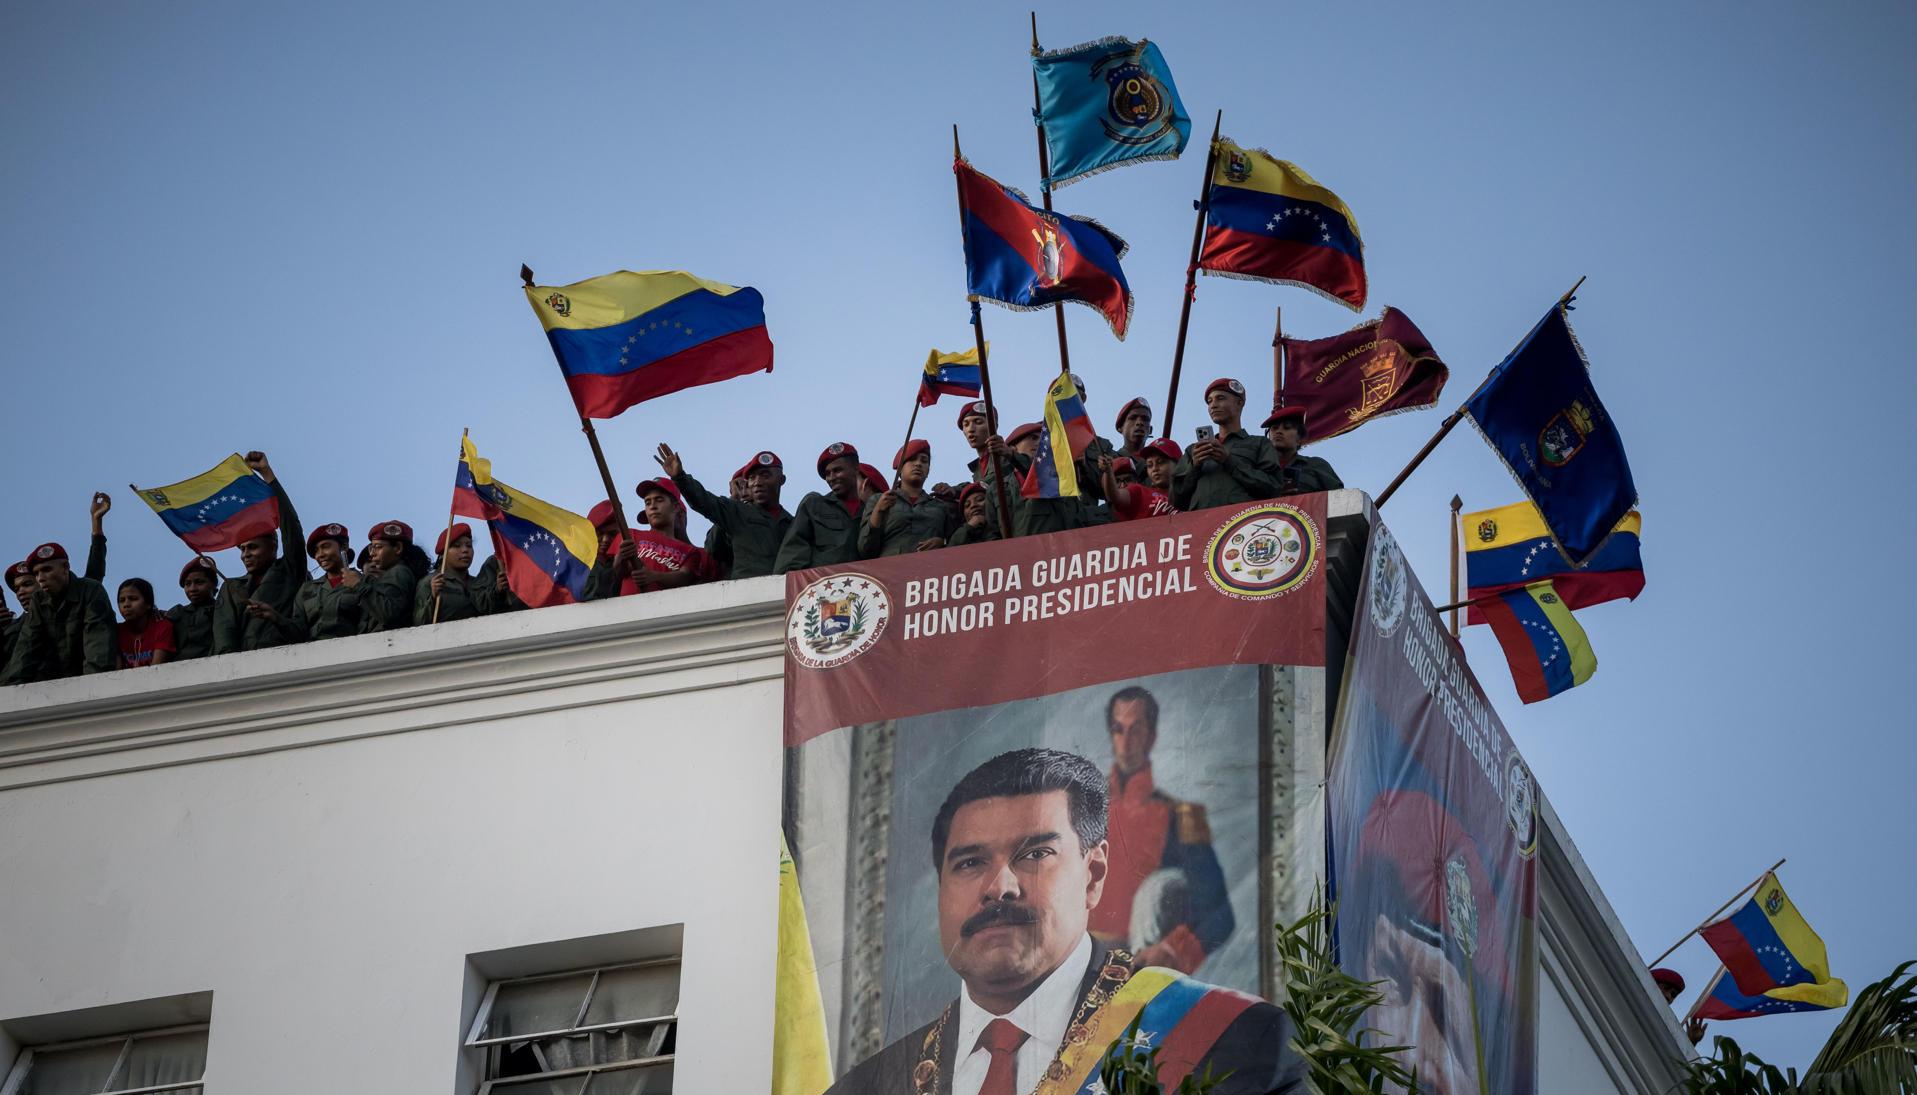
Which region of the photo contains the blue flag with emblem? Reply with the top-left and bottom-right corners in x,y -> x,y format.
1033,36 -> 1190,190
1464,300 -> 1637,568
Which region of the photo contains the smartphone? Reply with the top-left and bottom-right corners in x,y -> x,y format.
1195,426 -> 1215,441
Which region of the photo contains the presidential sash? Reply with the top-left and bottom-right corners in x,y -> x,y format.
1033,966 -> 1261,1095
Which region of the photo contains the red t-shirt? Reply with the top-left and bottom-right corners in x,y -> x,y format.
604,531 -> 720,596
117,615 -> 178,668
1111,482 -> 1176,522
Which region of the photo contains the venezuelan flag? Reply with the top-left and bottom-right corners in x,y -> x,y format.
1021,372 -> 1097,499
771,837 -> 832,1095
1199,138 -> 1366,310
525,270 -> 773,420
1692,965 -> 1847,1021
1479,579 -> 1596,704
1464,501 -> 1643,625
452,436 -> 597,608
957,158 -> 1132,339
918,345 -> 984,407
1701,872 -> 1847,1000
136,454 -> 280,553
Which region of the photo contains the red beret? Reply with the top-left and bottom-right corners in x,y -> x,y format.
178,555 -> 218,586
636,476 -> 684,507
1114,397 -> 1152,432
859,463 -> 889,496
1110,455 -> 1140,479
894,438 -> 931,469
1141,438 -> 1184,463
733,451 -> 783,481
1205,377 -> 1247,401
1262,404 -> 1307,429
367,520 -> 413,545
1006,422 -> 1042,447
28,542 -> 67,566
1650,968 -> 1685,994
817,442 -> 859,476
958,482 -> 986,504
7,559 -> 35,584
587,500 -> 617,530
307,523 -> 350,557
957,400 -> 996,429
437,523 -> 473,555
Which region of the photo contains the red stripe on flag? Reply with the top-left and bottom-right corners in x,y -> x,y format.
178,497 -> 281,553
1700,920 -> 1775,998
1154,989 -> 1258,1089
497,545 -> 575,609
565,325 -> 773,419
1200,227 -> 1365,307
1467,569 -> 1644,625
1478,592 -> 1550,704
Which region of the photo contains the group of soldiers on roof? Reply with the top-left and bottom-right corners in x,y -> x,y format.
2,373 -> 1337,686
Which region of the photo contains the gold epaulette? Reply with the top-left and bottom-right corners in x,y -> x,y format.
1174,801 -> 1211,844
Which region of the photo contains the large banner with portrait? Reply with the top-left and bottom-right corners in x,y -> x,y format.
1329,520 -> 1541,1094
782,500 -> 1330,1095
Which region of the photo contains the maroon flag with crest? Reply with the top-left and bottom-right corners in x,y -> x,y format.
1277,307 -> 1447,443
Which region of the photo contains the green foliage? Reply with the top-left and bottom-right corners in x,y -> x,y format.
1275,903 -> 1420,1094
1685,960 -> 1917,1094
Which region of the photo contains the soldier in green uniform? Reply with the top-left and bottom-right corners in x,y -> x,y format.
582,500 -> 623,602
83,491 -> 111,584
658,444 -> 791,580
258,523 -> 355,642
1003,420 -> 1088,536
1,542 -> 117,683
959,399 -> 1027,539
166,556 -> 221,660
1071,373 -> 1122,467
775,442 -> 873,573
0,560 -> 33,678
416,523 -> 482,624
1262,405 -> 1344,495
1172,378 -> 1286,511
472,553 -> 523,615
1114,397 -> 1154,464
212,451 -> 309,655
703,474 -> 746,581
860,440 -> 955,557
946,482 -> 998,547
358,520 -> 424,633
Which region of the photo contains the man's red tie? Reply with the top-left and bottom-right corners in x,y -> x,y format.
977,1017 -> 1028,1095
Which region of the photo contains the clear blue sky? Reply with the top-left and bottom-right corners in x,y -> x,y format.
5,0 -> 1910,1068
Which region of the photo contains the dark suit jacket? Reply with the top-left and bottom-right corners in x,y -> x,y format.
824,939 -> 1304,1095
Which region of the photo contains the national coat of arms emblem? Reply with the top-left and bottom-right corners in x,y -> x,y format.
786,573 -> 891,670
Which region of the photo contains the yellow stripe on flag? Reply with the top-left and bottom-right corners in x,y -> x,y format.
1464,500 -> 1641,553
1210,138 -> 1357,221
1758,873 -> 1838,984
1529,580 -> 1597,686
461,436 -> 599,566
923,344 -> 983,376
772,836 -> 832,1095
136,454 -> 255,512
524,269 -> 749,332
1031,968 -> 1178,1095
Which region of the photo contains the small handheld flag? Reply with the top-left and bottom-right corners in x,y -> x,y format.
1464,501 -> 1643,625
1032,36 -> 1190,190
453,436 -> 597,608
956,158 -> 1133,340
524,269 -> 773,420
135,455 -> 280,553
1199,138 -> 1366,310
1701,872 -> 1847,1002
1478,579 -> 1596,704
1463,301 -> 1636,567
919,345 -> 984,407
1691,965 -> 1848,1021
1278,307 -> 1447,441
1021,372 -> 1097,499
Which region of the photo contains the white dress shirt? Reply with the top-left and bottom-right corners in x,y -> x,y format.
950,933 -> 1096,1095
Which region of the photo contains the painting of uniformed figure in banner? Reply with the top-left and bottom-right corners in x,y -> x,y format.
811,665 -> 1306,1095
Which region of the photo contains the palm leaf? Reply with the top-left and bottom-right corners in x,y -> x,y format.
1802,960 -> 1917,1093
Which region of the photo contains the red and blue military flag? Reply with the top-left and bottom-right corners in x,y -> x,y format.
956,158 -> 1132,340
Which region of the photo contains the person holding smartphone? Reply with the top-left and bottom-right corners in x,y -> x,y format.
1171,378 -> 1285,511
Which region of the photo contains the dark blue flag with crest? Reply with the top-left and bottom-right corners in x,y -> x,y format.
1464,302 -> 1637,567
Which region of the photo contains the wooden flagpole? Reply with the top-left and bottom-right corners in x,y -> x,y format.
1449,494 -> 1463,636
953,126 -> 1019,539
431,428 -> 467,624
521,264 -> 637,556
1273,306 -> 1285,399
893,395 -> 922,489
1030,12 -> 1072,380
1161,109 -> 1222,438
1646,857 -> 1787,970
1374,276 -> 1585,508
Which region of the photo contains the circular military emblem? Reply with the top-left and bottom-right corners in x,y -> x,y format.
828,442 -> 846,456
324,523 -> 343,536
383,523 -> 403,538
757,452 -> 776,466
35,545 -> 54,560
787,572 -> 891,670
1445,857 -> 1479,958
1226,379 -> 1244,395
544,292 -> 571,317
1366,524 -> 1409,636
1203,504 -> 1319,601
1477,518 -> 1497,542
1505,753 -> 1539,858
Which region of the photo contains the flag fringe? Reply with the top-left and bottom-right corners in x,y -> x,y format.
1047,148 -> 1185,192
1198,267 -> 1364,312
974,291 -> 1133,342
1304,396 -> 1444,448
1459,400 -> 1640,571
1032,34 -> 1140,63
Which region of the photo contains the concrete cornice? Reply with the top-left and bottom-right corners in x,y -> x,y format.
0,576 -> 788,790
